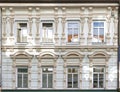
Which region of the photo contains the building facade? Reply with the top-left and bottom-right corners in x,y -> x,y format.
0,0 -> 119,92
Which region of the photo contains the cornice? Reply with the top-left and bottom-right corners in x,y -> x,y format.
1,45 -> 118,49
0,0 -> 119,3
0,3 -> 118,7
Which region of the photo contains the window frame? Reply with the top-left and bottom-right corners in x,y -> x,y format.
41,67 -> 54,88
15,20 -> 28,44
67,66 -> 79,89
66,20 -> 80,44
16,67 -> 28,89
92,66 -> 105,89
40,20 -> 54,43
92,20 -> 106,44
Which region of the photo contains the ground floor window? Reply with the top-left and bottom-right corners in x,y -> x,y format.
17,67 -> 28,88
93,66 -> 105,88
42,67 -> 53,88
67,67 -> 78,88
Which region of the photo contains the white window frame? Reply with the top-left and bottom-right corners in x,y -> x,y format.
67,66 -> 79,89
41,67 -> 53,88
92,66 -> 105,89
66,20 -> 80,44
92,20 -> 106,44
40,20 -> 54,43
15,20 -> 28,44
16,67 -> 28,88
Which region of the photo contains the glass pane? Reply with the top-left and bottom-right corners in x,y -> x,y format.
98,22 -> 104,27
93,28 -> 99,42
18,74 -> 22,88
48,74 -> 53,88
99,81 -> 103,88
43,23 -> 52,27
18,68 -> 28,73
42,74 -> 47,88
43,68 -> 53,72
93,22 -> 99,27
99,28 -> 104,42
23,74 -> 28,88
68,74 -> 72,88
93,81 -> 98,88
68,68 -> 71,73
72,68 -> 78,73
93,74 -> 98,81
73,74 -> 78,88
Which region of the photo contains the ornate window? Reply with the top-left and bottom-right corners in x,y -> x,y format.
41,20 -> 54,43
42,67 -> 53,88
16,21 -> 28,43
67,20 -> 79,43
67,67 -> 78,88
93,66 -> 105,88
92,21 -> 105,43
17,67 -> 28,88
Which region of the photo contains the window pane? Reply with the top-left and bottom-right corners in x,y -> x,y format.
73,74 -> 78,88
42,74 -> 47,88
18,74 -> 22,88
68,74 -> 72,88
93,81 -> 98,88
18,68 -> 28,73
99,81 -> 103,88
68,22 -> 79,43
23,74 -> 28,88
17,23 -> 27,43
48,74 -> 53,88
42,23 -> 53,42
93,22 -> 99,27
93,74 -> 98,81
99,28 -> 104,42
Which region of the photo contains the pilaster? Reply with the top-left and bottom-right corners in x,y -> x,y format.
87,17 -> 92,45
80,17 -> 85,45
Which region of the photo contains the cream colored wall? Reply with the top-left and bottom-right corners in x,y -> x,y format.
1,4 -> 118,89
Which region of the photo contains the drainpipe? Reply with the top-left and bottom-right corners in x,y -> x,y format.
118,0 -> 120,91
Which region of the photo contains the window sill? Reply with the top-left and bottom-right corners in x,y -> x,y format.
92,42 -> 106,45
66,42 -> 79,45
16,42 -> 28,45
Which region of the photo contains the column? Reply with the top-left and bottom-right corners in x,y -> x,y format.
2,17 -> 7,44
38,59 -> 41,88
54,17 -> 59,45
87,17 -> 92,45
106,17 -> 111,45
105,58 -> 109,89
28,59 -> 32,89
61,17 -> 66,45
89,59 -> 93,89
79,58 -> 82,89
53,59 -> 57,88
29,17 -> 33,36
12,59 -> 16,89
113,16 -> 118,45
80,17 -> 85,45
61,7 -> 66,45
63,59 -> 67,88
35,17 -> 40,44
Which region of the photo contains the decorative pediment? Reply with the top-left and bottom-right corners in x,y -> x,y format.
88,51 -> 110,59
36,51 -> 58,59
62,51 -> 84,59
10,51 -> 33,59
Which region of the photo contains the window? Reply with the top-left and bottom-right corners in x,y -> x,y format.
42,22 -> 54,43
67,67 -> 78,88
93,21 -> 105,43
42,67 -> 53,88
93,66 -> 105,88
67,21 -> 79,43
17,22 -> 28,43
17,67 -> 28,88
